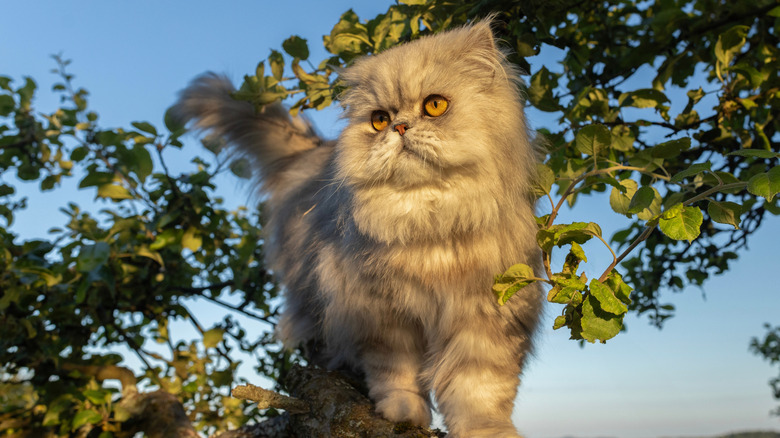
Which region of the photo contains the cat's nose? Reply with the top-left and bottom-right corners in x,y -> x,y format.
393,123 -> 409,136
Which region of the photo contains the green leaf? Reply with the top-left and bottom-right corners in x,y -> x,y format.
164,107 -> 186,134
17,266 -> 62,287
79,171 -> 114,189
589,279 -> 628,315
658,205 -> 703,242
255,61 -> 265,79
553,315 -> 567,330
532,163 -> 555,197
131,144 -> 153,183
282,35 -> 310,60
575,124 -> 611,156
581,295 -> 624,343
747,166 -> 780,202
181,227 -> 202,252
619,88 -> 669,108
493,263 -> 537,305
43,396 -> 73,426
528,66 -> 561,112
609,179 -> 637,215
72,409 -> 103,429
83,389 -> 111,405
230,158 -> 252,179
131,121 -> 157,136
727,150 -> 780,159
627,186 -> 655,214
627,149 -> 664,172
137,246 -> 164,267
77,242 -> 110,273
610,125 -> 636,152
610,180 -> 660,220
670,161 -> 711,183
604,272 -> 633,306
714,25 -> 749,66
707,201 -> 743,230
650,137 -> 691,158
97,184 -> 133,200
560,222 -> 602,242
203,328 -> 225,349
269,50 -> 285,81
537,222 -> 601,253
150,229 -> 179,251
324,10 -> 371,57
686,87 -> 705,105
569,241 -> 587,263
291,59 -> 323,84
368,7 -> 408,51
547,274 -> 586,305
71,146 -> 89,162
201,135 -> 226,155
0,184 -> 14,197
0,94 -> 14,116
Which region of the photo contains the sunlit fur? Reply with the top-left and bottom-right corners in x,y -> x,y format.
173,19 -> 543,438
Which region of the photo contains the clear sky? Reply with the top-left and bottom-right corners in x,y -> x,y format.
2,2 -> 778,437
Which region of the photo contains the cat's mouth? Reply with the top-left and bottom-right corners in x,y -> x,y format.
400,144 -> 419,157
398,139 -> 426,160
396,139 -> 445,172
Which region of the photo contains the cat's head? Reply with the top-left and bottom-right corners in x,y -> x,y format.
336,18 -> 529,190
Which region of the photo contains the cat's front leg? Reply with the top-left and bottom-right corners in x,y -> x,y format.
322,290 -> 432,427
429,306 -> 534,438
360,320 -> 432,427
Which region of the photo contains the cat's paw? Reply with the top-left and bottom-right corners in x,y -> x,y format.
375,390 -> 431,427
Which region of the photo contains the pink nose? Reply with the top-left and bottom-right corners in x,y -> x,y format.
394,123 -> 408,136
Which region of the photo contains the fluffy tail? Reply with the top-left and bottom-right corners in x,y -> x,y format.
171,73 -> 324,188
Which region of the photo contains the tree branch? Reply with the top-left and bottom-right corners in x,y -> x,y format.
232,384 -> 310,414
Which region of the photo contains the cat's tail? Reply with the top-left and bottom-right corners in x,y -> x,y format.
171,73 -> 325,190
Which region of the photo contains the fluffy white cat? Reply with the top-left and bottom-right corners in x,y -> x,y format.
174,18 -> 543,438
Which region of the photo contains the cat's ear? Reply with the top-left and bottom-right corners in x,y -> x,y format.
459,18 -> 508,80
463,19 -> 499,55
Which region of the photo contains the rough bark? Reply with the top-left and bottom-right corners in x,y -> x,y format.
217,364 -> 445,438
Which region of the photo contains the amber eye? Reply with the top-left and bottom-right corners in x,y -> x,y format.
423,95 -> 449,117
371,110 -> 391,131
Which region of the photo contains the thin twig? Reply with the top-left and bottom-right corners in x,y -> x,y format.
198,293 -> 275,325
598,223 -> 655,283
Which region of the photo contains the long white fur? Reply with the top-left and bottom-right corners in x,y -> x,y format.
173,19 -> 544,438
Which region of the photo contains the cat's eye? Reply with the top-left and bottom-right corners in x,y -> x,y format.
371,110 -> 391,131
423,95 -> 449,117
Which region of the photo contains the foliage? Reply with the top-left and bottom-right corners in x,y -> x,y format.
0,57 -> 287,436
0,0 -> 779,435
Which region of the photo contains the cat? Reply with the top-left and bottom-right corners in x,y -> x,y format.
173,18 -> 543,438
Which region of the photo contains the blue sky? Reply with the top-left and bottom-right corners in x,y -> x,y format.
2,1 -> 778,437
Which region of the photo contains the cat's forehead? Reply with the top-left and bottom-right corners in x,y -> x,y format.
339,22 -> 504,112
365,51 -> 447,107
345,41 -> 453,109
